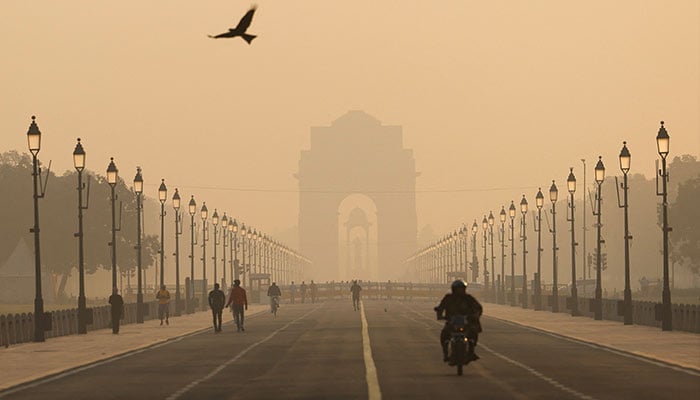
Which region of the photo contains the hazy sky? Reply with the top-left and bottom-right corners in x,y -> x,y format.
1,1 -> 698,244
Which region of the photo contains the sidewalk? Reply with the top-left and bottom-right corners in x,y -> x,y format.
0,305 -> 268,392
484,303 -> 700,372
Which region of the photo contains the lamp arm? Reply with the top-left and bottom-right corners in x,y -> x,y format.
38,159 -> 52,198
615,176 -> 624,208
115,200 -> 123,231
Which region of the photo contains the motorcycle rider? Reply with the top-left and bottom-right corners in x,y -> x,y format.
267,282 -> 282,313
434,280 -> 483,363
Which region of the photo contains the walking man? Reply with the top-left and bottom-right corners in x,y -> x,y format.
156,284 -> 171,325
289,281 -> 297,304
208,283 -> 226,333
225,279 -> 248,332
300,281 -> 308,303
109,287 -> 124,334
350,280 -> 362,311
310,280 -> 318,303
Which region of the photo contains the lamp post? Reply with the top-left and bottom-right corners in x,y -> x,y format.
550,181 -> 559,313
520,195 -> 529,308
471,221 -> 478,284
211,209 -> 219,290
617,142 -> 633,325
593,156 -> 605,320
188,196 -> 196,313
72,138 -> 89,333
107,158 -> 119,292
133,167 -> 144,322
460,226 -> 468,281
201,203 -> 209,311
566,171 -> 580,316
655,122 -> 672,331
499,207 -> 507,304
482,216 -> 489,292
172,188 -> 182,316
158,179 -> 167,287
231,220 -> 239,283
240,224 -> 247,285
488,212 -> 495,297
534,188 -> 544,311
509,201 -> 516,306
221,213 -> 228,289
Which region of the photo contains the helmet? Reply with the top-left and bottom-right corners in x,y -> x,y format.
451,280 -> 467,290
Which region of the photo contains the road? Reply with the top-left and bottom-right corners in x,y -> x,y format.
4,300 -> 698,399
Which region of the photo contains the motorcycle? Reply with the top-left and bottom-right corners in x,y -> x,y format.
439,314 -> 477,376
270,296 -> 280,316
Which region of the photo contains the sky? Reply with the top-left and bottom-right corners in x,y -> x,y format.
1,0 -> 698,249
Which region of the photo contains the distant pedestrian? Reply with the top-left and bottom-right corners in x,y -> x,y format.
289,281 -> 297,304
109,287 -> 124,334
156,284 -> 171,325
225,279 -> 248,332
310,280 -> 318,303
386,280 -> 393,300
208,283 -> 226,333
300,281 -> 307,303
350,280 -> 362,311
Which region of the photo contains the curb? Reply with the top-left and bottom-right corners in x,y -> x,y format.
486,315 -> 700,375
0,307 -> 268,397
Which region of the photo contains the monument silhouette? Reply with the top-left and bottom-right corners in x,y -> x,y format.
296,111 -> 417,280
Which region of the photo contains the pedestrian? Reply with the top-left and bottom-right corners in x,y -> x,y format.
109,287 -> 124,334
208,283 -> 226,333
310,280 -> 318,303
289,281 -> 297,304
386,280 -> 393,300
300,281 -> 307,303
350,280 -> 362,311
156,284 -> 171,325
225,279 -> 248,332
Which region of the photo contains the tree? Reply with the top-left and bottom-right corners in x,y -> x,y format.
669,176 -> 700,276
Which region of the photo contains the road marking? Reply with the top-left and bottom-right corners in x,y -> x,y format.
396,302 -> 598,400
360,301 -> 382,400
166,306 -> 321,400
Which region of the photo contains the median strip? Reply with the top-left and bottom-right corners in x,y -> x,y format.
360,301 -> 382,400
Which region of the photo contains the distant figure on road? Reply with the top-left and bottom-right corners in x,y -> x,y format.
208,283 -> 226,333
310,280 -> 318,303
350,280 -> 362,311
156,284 -> 171,326
386,280 -> 393,300
267,282 -> 282,313
226,279 -> 248,332
300,281 -> 307,303
289,281 -> 297,304
109,287 -> 124,334
208,6 -> 257,44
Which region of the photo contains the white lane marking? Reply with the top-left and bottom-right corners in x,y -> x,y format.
396,302 -> 598,400
360,301 -> 382,400
166,306 -> 321,400
489,316 -> 700,377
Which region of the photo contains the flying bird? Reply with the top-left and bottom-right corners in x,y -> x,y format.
208,6 -> 258,44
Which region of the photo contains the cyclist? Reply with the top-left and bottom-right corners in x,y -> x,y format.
267,282 -> 282,313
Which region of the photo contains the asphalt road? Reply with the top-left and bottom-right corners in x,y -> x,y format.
4,300 -> 699,400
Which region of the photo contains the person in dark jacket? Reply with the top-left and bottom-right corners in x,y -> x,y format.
208,283 -> 226,333
109,287 -> 124,334
350,280 -> 362,311
434,280 -> 483,362
300,281 -> 307,303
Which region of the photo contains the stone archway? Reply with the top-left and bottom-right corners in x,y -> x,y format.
296,110 -> 417,280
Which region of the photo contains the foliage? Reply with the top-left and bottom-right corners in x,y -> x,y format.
669,177 -> 700,276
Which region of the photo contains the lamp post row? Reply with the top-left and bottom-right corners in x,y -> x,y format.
404,121 -> 673,331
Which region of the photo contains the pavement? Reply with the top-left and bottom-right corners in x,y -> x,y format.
0,305 -> 268,392
0,300 -> 698,399
482,302 -> 700,372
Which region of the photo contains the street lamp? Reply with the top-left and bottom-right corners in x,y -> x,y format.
615,143 -> 633,324
520,195 -> 529,309
211,209 -> 219,291
221,213 -> 228,290
550,180 -> 559,313
158,179 -> 167,287
73,138 -> 89,333
133,167 -> 144,323
499,207 -> 507,304
566,170 -> 579,316
231,219 -> 239,283
509,201 -> 516,306
593,156 -> 605,320
187,196 -> 196,313
488,212 -> 495,297
534,188 -> 544,311
200,202 -> 209,310
656,122 -> 672,331
107,158 -> 119,293
471,220 -> 478,284
172,188 -> 182,316
482,216 -> 489,292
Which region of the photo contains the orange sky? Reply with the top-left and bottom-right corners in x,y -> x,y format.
1,0 -> 698,243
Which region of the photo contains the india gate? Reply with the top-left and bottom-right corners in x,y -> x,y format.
296,110 -> 418,281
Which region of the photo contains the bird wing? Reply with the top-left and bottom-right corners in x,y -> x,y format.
234,6 -> 256,32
